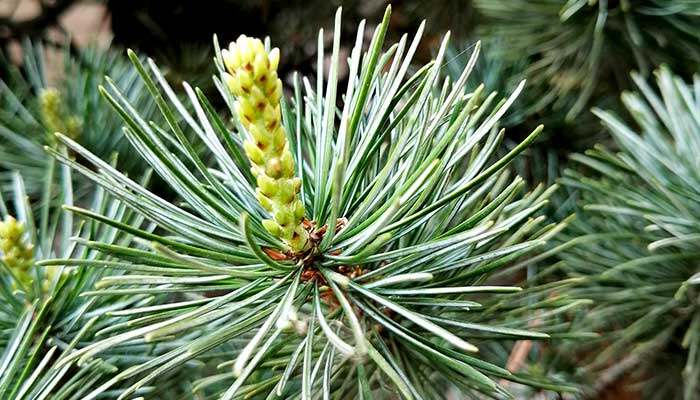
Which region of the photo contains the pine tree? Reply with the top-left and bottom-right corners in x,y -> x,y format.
5,2 -> 699,399
35,7 -> 586,399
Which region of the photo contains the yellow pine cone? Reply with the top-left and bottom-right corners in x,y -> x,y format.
40,88 -> 82,140
0,216 -> 34,288
222,36 -> 309,252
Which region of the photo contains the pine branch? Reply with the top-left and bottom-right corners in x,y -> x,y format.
40,6 -> 588,399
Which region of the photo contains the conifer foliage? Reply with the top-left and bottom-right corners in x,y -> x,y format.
40,7 -> 582,399
0,165 -> 134,398
0,41 -> 156,197
474,1 -> 700,122
558,67 -> 700,400
3,2 -> 699,399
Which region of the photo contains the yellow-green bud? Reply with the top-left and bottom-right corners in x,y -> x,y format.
293,200 -> 305,220
275,209 -> 293,227
256,190 -> 273,211
65,115 -> 82,139
280,151 -> 295,177
257,175 -> 277,197
262,219 -> 281,236
278,181 -> 295,204
243,141 -> 265,166
223,35 -> 309,252
40,88 -> 81,140
265,157 -> 283,178
0,216 -> 34,288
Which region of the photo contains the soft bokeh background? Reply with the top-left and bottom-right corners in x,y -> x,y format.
0,0 -> 474,89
